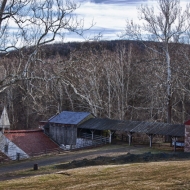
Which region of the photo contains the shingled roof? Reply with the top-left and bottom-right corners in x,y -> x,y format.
78,118 -> 185,137
49,111 -> 92,125
4,129 -> 59,155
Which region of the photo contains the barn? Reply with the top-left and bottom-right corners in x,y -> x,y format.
0,107 -> 59,160
43,111 -> 186,152
43,111 -> 94,146
1,108 -> 190,161
78,117 -> 185,151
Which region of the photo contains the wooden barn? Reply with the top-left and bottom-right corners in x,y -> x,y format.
41,110 -> 190,152
44,111 -> 94,146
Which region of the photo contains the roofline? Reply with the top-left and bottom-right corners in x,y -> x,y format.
48,122 -> 77,125
4,129 -> 43,133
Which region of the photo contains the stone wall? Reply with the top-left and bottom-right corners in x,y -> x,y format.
184,125 -> 190,152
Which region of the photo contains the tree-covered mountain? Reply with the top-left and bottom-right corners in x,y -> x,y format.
0,40 -> 190,129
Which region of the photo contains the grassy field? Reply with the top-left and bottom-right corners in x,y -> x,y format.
1,160 -> 190,190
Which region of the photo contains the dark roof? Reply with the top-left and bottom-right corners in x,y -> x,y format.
77,118 -> 139,131
4,129 -> 59,155
165,124 -> 185,137
78,118 -> 185,137
49,111 -> 91,125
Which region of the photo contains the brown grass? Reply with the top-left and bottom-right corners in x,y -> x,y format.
1,160 -> 190,190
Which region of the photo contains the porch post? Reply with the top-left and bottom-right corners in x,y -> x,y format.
147,134 -> 153,148
173,137 -> 177,152
127,132 -> 133,146
108,130 -> 114,144
90,130 -> 95,140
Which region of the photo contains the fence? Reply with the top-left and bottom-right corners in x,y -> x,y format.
78,133 -> 109,147
115,133 -> 128,142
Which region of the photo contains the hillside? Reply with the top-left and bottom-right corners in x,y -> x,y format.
1,158 -> 190,189
0,40 -> 190,129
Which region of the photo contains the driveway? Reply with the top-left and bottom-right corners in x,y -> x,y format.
0,144 -> 159,180
0,144 -> 163,181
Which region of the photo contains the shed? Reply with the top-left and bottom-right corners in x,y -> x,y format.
78,118 -> 185,148
44,111 -> 93,145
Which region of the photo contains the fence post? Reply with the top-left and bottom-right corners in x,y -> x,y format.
34,163 -> 38,170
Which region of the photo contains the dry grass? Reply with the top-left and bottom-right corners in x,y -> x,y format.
1,160 -> 190,190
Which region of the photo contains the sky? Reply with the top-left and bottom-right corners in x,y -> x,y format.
63,0 -> 190,42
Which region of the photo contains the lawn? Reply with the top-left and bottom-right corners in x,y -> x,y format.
0,160 -> 190,190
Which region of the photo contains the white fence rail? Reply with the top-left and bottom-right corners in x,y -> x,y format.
79,133 -> 109,147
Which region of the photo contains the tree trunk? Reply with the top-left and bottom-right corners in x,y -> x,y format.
166,46 -> 172,123
0,0 -> 7,28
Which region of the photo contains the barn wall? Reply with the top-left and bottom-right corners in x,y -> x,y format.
49,124 -> 77,145
184,125 -> 190,152
67,125 -> 77,145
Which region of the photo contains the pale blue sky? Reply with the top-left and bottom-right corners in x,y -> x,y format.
63,0 -> 189,42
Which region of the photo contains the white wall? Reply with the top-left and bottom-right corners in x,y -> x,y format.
0,132 -> 29,160
60,138 -> 93,150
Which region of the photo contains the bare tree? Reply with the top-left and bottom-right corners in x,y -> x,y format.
0,0 -> 90,93
123,0 -> 190,123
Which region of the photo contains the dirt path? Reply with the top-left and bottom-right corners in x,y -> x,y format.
0,144 -> 154,179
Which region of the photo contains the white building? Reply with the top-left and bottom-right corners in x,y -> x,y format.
0,107 -> 10,133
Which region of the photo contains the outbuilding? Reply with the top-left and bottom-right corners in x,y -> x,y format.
44,111 -> 94,146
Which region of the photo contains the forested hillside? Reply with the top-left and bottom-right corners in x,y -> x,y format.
0,40 -> 190,129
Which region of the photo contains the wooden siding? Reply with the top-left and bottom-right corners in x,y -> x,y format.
49,124 -> 77,145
